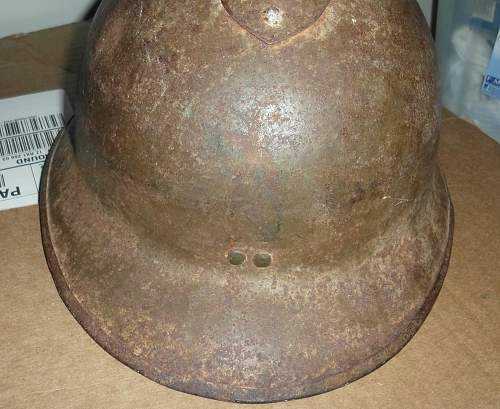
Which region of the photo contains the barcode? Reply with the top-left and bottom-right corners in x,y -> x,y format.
0,173 -> 4,188
0,129 -> 59,157
0,113 -> 64,138
473,0 -> 496,22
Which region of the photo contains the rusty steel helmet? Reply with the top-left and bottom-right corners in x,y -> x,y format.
40,0 -> 453,403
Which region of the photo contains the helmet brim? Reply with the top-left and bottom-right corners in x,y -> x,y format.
40,129 -> 454,403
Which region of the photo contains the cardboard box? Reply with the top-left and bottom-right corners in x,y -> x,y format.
0,23 -> 499,409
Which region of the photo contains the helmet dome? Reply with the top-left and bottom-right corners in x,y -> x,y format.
41,0 -> 453,403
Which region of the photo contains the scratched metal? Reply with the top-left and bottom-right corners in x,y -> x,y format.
40,0 -> 454,403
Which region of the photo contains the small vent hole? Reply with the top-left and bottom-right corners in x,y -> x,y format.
253,253 -> 272,268
228,250 -> 246,266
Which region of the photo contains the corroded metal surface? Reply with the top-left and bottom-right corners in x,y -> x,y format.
40,0 -> 454,403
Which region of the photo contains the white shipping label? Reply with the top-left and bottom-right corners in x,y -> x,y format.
0,90 -> 73,212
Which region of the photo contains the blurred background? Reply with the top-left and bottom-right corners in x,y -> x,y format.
437,0 -> 500,142
0,0 -> 99,39
1,0 -> 500,143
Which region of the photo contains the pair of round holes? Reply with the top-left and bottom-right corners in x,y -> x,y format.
229,250 -> 272,268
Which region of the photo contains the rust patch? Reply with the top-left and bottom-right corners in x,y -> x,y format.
40,0 -> 453,403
